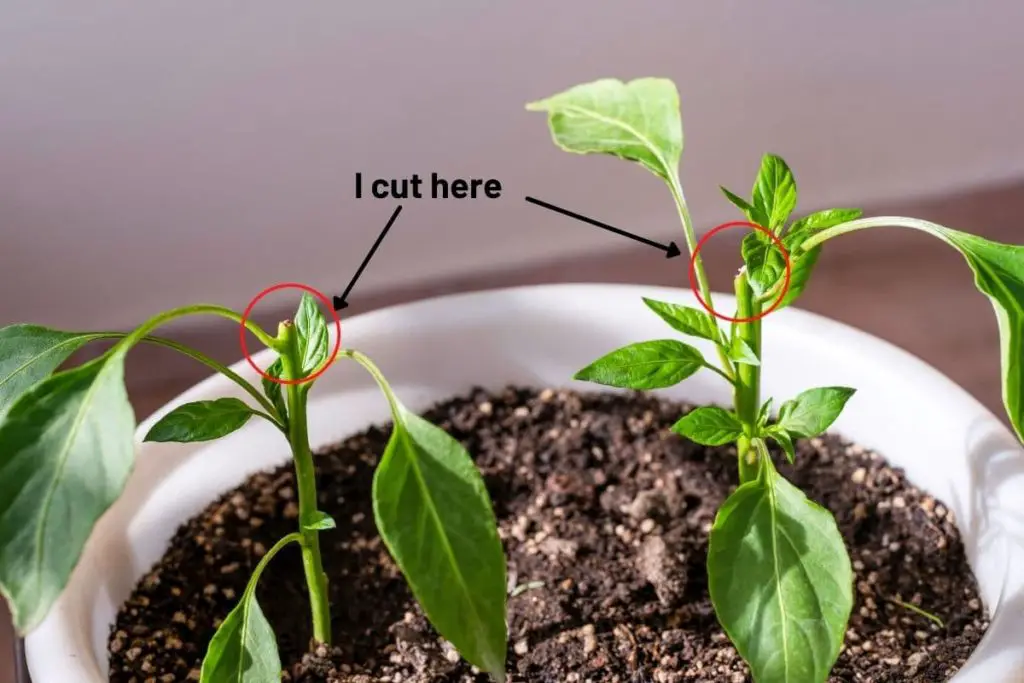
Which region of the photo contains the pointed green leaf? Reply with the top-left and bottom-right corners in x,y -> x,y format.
262,358 -> 287,421
939,231 -> 1024,442
575,340 -> 705,390
303,511 -> 336,532
0,353 -> 135,633
789,208 -> 862,234
526,78 -> 682,184
803,219 -> 1024,443
0,325 -> 104,420
777,386 -> 856,438
742,232 -> 786,298
728,337 -> 760,366
642,297 -> 721,342
200,595 -> 280,683
751,154 -> 797,231
757,398 -> 774,428
294,293 -> 329,377
720,186 -> 766,226
767,426 -> 796,463
672,406 -> 743,446
144,398 -> 255,443
373,402 -> 507,679
708,464 -> 853,683
199,535 -> 295,683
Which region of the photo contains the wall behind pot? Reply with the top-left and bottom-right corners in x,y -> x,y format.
1,1 -> 1023,332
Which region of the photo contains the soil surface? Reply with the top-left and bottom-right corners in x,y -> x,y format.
109,387 -> 987,682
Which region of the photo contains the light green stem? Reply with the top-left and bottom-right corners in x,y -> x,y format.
734,273 -> 762,484
801,215 -> 952,251
668,176 -> 736,380
277,322 -> 332,644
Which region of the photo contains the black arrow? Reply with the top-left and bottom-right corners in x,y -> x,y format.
333,204 -> 403,310
524,196 -> 681,258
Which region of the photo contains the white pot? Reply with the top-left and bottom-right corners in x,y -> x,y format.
23,284 -> 1024,682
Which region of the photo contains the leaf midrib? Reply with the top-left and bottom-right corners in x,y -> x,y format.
0,333 -> 100,393
553,103 -> 674,179
766,476 -> 791,682
31,359 -> 114,620
397,426 -> 490,660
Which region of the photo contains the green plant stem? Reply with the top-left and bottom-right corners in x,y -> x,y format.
800,215 -> 950,251
277,322 -> 332,645
734,273 -> 763,484
668,176 -> 736,380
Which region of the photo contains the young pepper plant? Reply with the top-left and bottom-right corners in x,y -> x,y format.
528,77 -> 1024,683
0,294 -> 508,682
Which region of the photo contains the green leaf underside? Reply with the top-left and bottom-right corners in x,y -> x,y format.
752,154 -> 797,231
526,78 -> 682,184
0,354 -> 135,633
303,510 -> 336,532
373,403 -> 507,679
0,325 -> 102,420
294,294 -> 329,377
742,232 -> 787,298
777,387 -> 856,438
728,337 -> 760,366
574,340 -> 705,390
262,358 -> 288,420
144,398 -> 255,443
708,464 -> 853,683
642,298 -> 721,342
200,584 -> 281,683
939,230 -> 1024,442
672,406 -> 743,446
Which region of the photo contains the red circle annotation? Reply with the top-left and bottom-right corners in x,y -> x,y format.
687,221 -> 792,324
239,283 -> 342,386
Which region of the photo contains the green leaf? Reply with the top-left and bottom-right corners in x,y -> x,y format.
720,186 -> 766,226
294,293 -> 329,377
0,325 -> 103,420
574,340 -> 705,390
642,297 -> 721,342
303,511 -> 336,532
939,231 -> 1024,443
776,210 -> 862,309
751,154 -> 797,231
144,398 -> 255,443
200,595 -> 280,683
373,402 -> 507,679
789,208 -> 863,234
708,463 -> 853,683
672,406 -> 743,446
0,354 -> 135,633
777,387 -> 856,438
803,219 -> 1024,443
526,78 -> 682,184
200,536 -> 295,683
262,358 -> 287,421
742,232 -> 786,298
757,398 -> 774,428
767,426 -> 796,463
728,337 -> 760,366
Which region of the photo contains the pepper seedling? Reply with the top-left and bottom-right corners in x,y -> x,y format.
0,294 -> 508,682
528,77 -> 1024,683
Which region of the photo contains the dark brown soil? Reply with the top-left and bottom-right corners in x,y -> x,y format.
108,387 -> 987,682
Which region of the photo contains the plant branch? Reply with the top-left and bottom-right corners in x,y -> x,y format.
733,273 -> 763,484
668,175 -> 736,380
800,216 -> 953,251
278,322 -> 332,645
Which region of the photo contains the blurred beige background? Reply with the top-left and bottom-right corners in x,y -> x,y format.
3,2 -> 1024,681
